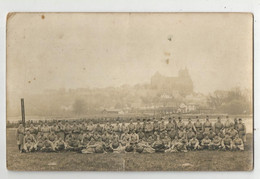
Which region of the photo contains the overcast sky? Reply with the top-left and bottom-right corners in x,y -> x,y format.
7,13 -> 253,95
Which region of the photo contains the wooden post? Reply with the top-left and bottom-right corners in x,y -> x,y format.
21,98 -> 25,128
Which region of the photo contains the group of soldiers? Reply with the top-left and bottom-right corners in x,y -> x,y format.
16,116 -> 247,154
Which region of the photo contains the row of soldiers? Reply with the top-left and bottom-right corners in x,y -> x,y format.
16,116 -> 246,153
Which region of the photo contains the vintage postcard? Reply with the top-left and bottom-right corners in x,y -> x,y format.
6,12 -> 253,171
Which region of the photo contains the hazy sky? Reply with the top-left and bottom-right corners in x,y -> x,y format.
7,13 -> 253,95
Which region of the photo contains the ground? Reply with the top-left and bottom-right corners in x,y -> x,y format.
6,129 -> 253,171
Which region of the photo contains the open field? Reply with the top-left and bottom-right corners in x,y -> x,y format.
6,129 -> 253,171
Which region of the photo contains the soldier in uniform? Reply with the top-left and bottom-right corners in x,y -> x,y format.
186,118 -> 196,132
210,135 -> 222,150
186,128 -> 196,141
203,116 -> 212,135
128,119 -> 136,133
221,134 -> 233,150
152,135 -> 166,153
23,130 -> 36,152
159,119 -> 167,134
54,136 -> 66,151
145,119 -> 154,138
194,116 -> 203,133
153,120 -> 160,134
201,135 -> 211,150
232,134 -> 244,151
237,118 -> 246,143
121,122 -> 129,134
214,117 -> 223,135
187,136 -> 200,150
113,121 -> 121,136
166,118 -> 175,133
224,116 -> 234,134
177,117 -> 185,131
16,124 -> 25,152
135,119 -> 143,133
208,129 -> 216,140
28,123 -> 38,139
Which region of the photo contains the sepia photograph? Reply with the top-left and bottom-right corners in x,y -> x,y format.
6,12 -> 253,171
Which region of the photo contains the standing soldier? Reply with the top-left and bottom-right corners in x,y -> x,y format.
203,116 -> 212,135
234,118 -> 239,131
135,119 -> 143,133
128,119 -> 136,133
186,118 -> 196,132
237,118 -> 246,143
159,119 -> 167,134
224,116 -> 234,134
145,119 -> 154,138
194,116 -> 203,133
42,122 -> 50,137
153,120 -> 160,134
166,118 -> 174,133
113,120 -> 121,136
121,122 -> 129,134
214,117 -> 223,135
177,117 -> 185,131
28,123 -> 38,139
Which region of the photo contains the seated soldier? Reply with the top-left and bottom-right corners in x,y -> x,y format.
41,137 -> 55,152
186,128 -> 196,141
120,132 -> 130,147
110,135 -> 120,152
165,136 -> 179,153
95,123 -> 103,135
35,136 -> 45,151
125,131 -> 139,153
187,136 -> 200,150
81,137 -> 98,154
121,123 -> 129,135
201,135 -> 211,150
178,127 -> 187,139
65,134 -> 81,151
23,131 -> 36,153
208,129 -> 216,140
54,136 -> 66,151
221,134 -> 233,150
210,135 -> 222,150
146,135 -> 155,146
161,132 -> 171,149
136,139 -> 155,153
48,131 -> 58,144
170,136 -> 188,152
168,128 -> 177,140
152,135 -> 166,153
196,128 -> 204,144
229,127 -> 238,140
103,139 -> 114,153
232,134 -> 244,151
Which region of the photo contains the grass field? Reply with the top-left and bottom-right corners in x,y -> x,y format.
6,129 -> 253,171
